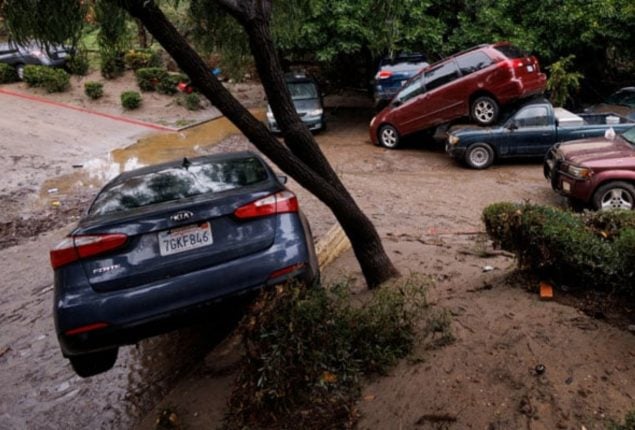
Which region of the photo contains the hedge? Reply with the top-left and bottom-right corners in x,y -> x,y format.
22,65 -> 70,93
0,63 -> 18,83
483,203 -> 635,295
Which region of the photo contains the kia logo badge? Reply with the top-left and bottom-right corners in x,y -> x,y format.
170,211 -> 194,222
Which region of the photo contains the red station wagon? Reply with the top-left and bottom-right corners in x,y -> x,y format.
370,42 -> 547,148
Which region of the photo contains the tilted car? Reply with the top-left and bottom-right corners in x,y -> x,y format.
446,99 -> 634,169
370,42 -> 547,148
585,87 -> 635,121
373,53 -> 429,110
544,126 -> 635,210
50,152 -> 319,377
266,73 -> 326,133
0,41 -> 71,80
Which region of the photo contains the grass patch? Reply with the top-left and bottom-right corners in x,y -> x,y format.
609,410 -> 635,430
223,274 -> 451,429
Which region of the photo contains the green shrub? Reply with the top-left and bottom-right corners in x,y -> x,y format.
0,63 -> 17,83
225,275 -> 439,429
183,92 -> 200,110
84,81 -> 104,100
121,91 -> 141,110
66,49 -> 90,76
135,67 -> 168,92
100,50 -> 125,79
123,49 -> 161,70
483,203 -> 635,294
156,73 -> 183,95
22,65 -> 70,93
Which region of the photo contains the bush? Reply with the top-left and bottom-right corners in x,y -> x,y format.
84,81 -> 104,100
0,63 -> 17,83
120,91 -> 141,110
22,65 -> 70,93
182,92 -> 201,110
224,275 -> 442,429
135,67 -> 169,92
100,50 -> 125,79
483,203 -> 635,294
123,49 -> 162,70
156,73 -> 184,95
66,49 -> 90,76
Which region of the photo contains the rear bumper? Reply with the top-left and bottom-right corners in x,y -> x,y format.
54,213 -> 318,356
496,73 -> 547,104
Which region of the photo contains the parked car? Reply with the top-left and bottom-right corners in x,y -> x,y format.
0,41 -> 71,80
50,152 -> 319,377
369,42 -> 547,148
266,73 -> 326,133
373,52 -> 429,110
544,126 -> 635,210
446,99 -> 634,169
585,87 -> 635,121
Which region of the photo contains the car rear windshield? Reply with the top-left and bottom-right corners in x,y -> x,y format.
287,82 -> 318,100
494,44 -> 527,59
89,157 -> 269,216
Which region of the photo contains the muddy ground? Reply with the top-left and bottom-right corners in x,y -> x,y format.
0,81 -> 634,430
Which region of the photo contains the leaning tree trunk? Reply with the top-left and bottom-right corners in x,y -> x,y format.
135,18 -> 147,49
117,0 -> 399,288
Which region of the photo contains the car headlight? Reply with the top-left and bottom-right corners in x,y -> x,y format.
266,111 -> 274,120
567,164 -> 593,178
448,134 -> 460,145
307,109 -> 323,117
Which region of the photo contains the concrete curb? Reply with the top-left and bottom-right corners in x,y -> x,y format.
315,224 -> 351,269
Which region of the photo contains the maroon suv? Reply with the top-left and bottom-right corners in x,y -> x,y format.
370,42 -> 547,148
544,126 -> 635,210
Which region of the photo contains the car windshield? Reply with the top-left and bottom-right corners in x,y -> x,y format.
606,90 -> 635,108
395,75 -> 424,103
621,127 -> 635,145
287,82 -> 318,100
89,157 -> 269,216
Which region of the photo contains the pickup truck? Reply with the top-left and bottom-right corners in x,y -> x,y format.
445,99 -> 634,169
544,126 -> 635,211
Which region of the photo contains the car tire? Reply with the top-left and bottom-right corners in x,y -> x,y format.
15,64 -> 25,81
465,143 -> 495,169
378,124 -> 400,149
69,348 -> 118,378
471,96 -> 499,126
592,181 -> 635,211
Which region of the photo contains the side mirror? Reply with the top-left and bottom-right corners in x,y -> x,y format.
277,175 -> 288,185
507,122 -> 518,131
392,99 -> 402,108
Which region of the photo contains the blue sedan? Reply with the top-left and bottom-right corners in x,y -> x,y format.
50,152 -> 319,377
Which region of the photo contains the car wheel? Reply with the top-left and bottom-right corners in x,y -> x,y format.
15,64 -> 25,81
69,348 -> 118,378
378,124 -> 400,149
471,96 -> 499,126
465,143 -> 495,169
592,181 -> 635,211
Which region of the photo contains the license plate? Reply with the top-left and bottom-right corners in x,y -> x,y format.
562,181 -> 571,192
526,65 -> 534,72
159,222 -> 213,256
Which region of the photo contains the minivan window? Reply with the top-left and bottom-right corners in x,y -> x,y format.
494,44 -> 527,59
424,62 -> 460,91
89,157 -> 269,216
395,75 -> 425,103
456,52 -> 493,75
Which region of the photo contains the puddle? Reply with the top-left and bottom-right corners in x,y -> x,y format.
38,109 -> 265,209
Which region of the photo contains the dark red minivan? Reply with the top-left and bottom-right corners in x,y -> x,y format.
370,42 -> 547,148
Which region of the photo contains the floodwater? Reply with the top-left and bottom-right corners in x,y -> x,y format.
0,111 -> 263,429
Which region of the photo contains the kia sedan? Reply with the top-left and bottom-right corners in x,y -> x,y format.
50,152 -> 319,377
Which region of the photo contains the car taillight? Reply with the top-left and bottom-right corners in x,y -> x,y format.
268,262 -> 306,281
377,70 -> 393,80
64,322 -> 109,336
50,234 -> 128,270
234,191 -> 299,219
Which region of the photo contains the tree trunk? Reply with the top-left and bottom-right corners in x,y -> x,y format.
117,0 -> 399,288
135,18 -> 148,49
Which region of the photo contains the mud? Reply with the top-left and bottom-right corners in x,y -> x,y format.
2,97 -> 634,430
